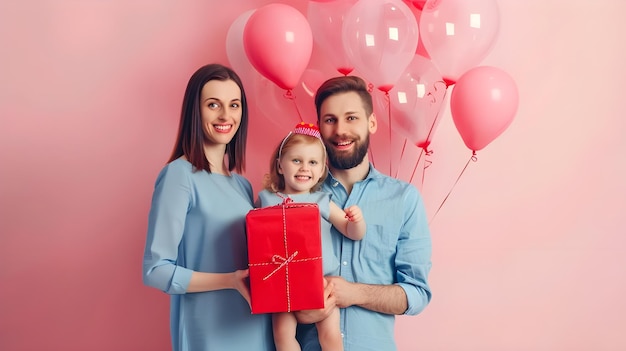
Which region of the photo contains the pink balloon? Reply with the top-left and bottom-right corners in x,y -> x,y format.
377,55 -> 447,149
307,0 -> 358,76
225,10 -> 256,83
342,0 -> 419,92
450,66 -> 519,151
254,68 -> 332,126
244,4 -> 313,90
419,0 -> 500,85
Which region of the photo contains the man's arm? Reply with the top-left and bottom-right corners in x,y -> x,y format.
325,276 -> 407,315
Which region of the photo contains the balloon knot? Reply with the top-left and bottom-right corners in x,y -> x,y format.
283,90 -> 295,100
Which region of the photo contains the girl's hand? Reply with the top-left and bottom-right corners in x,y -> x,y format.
344,205 -> 363,223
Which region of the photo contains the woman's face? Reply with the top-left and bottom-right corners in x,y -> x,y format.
200,79 -> 242,146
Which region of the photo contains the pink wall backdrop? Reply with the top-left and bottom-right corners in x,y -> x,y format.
1,1 -> 625,350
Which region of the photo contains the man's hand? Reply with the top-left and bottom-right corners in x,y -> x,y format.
325,276 -> 358,308
294,278 -> 337,324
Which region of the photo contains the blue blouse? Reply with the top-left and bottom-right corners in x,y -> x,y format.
143,158 -> 274,351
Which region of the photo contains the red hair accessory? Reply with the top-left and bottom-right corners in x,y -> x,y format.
293,122 -> 321,140
278,122 -> 324,159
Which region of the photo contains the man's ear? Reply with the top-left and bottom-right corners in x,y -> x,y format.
369,112 -> 378,134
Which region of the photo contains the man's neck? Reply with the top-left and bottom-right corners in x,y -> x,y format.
328,156 -> 370,195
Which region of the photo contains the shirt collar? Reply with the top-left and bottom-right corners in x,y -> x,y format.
326,163 -> 384,185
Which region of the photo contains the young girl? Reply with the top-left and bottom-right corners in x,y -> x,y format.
257,122 -> 366,351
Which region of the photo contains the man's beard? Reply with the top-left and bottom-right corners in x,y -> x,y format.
325,134 -> 369,170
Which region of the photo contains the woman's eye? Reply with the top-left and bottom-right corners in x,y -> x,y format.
208,102 -> 219,109
230,102 -> 240,109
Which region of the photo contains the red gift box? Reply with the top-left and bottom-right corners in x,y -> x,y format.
246,202 -> 324,314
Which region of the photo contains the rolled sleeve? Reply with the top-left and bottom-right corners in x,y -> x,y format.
142,162 -> 194,294
396,189 -> 432,315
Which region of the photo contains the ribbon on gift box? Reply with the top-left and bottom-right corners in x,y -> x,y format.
248,203 -> 322,311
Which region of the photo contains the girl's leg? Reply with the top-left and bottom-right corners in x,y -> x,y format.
315,307 -> 343,351
273,312 -> 301,351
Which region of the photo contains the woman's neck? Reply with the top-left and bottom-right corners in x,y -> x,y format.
203,144 -> 228,175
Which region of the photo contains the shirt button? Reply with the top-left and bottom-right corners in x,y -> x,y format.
341,332 -> 344,338
342,261 -> 348,266
333,181 -> 339,187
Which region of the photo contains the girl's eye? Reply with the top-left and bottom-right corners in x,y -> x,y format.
230,102 -> 240,109
310,160 -> 318,165
292,159 -> 301,164
208,102 -> 219,109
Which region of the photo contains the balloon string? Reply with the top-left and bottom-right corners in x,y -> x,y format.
409,81 -> 447,184
283,90 -> 303,123
424,81 -> 448,145
409,147 -> 425,184
386,91 -> 392,176
366,83 -> 375,168
421,149 -> 433,188
395,139 -> 407,179
429,151 -> 478,225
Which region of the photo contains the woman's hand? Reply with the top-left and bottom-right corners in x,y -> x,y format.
233,269 -> 252,307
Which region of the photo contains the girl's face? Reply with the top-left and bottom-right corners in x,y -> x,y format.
200,79 -> 242,147
278,141 -> 325,195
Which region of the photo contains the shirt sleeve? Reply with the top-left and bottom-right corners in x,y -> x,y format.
396,186 -> 432,315
142,163 -> 194,294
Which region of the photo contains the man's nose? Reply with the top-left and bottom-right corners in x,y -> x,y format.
335,120 -> 348,136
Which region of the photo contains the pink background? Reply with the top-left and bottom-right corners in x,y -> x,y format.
1,1 -> 625,350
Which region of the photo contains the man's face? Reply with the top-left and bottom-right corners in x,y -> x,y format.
318,91 -> 377,170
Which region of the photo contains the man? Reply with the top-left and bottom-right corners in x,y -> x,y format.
295,76 -> 432,351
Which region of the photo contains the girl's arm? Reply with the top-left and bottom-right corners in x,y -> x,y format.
328,200 -> 366,240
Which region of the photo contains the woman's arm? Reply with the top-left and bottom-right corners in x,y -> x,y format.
187,269 -> 252,305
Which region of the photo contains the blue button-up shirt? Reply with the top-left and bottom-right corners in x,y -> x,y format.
297,165 -> 432,351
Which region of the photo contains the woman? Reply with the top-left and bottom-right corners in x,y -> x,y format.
143,63 -> 274,351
